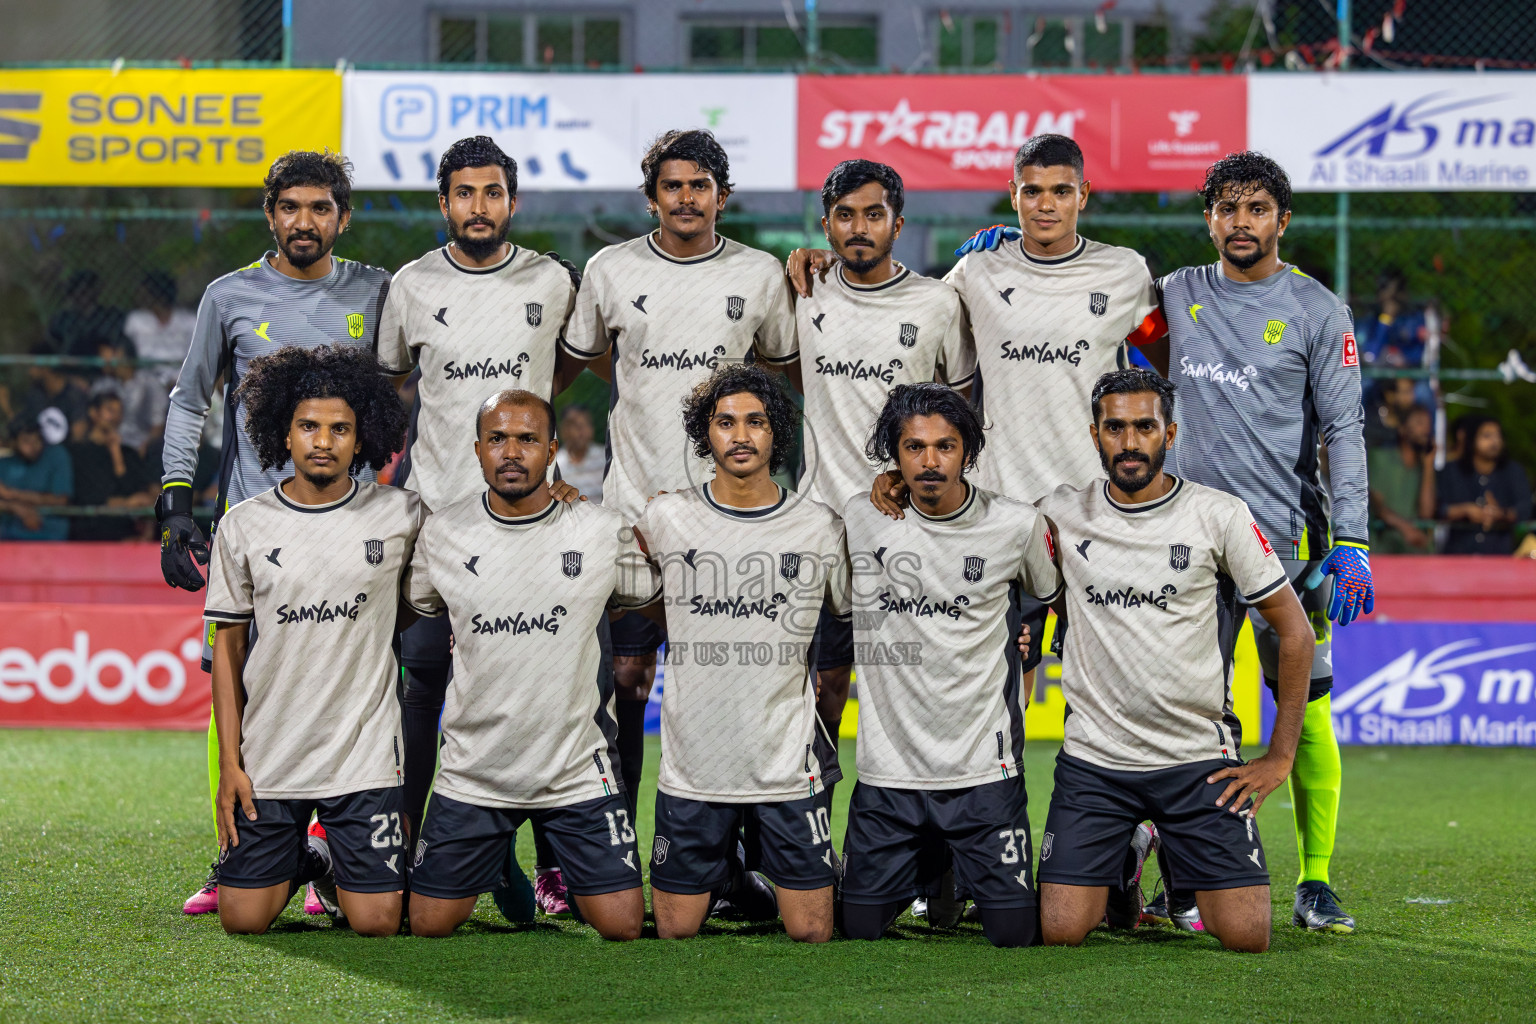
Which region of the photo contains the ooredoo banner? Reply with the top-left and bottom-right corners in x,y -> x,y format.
0,69 -> 341,187
797,74 -> 1247,191
1249,72 -> 1536,191
343,71 -> 797,191
0,604 -> 209,730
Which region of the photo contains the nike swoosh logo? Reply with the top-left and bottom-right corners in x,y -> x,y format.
254,322 -> 271,341
1075,539 -> 1091,561
999,287 -> 1015,305
266,548 -> 282,567
464,555 -> 479,575
632,295 -> 648,313
811,313 -> 826,332
433,307 -> 448,326
1189,303 -> 1203,323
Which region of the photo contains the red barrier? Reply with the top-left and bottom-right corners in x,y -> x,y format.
0,542 -> 202,605
1370,555 -> 1536,622
0,603 -> 210,730
797,74 -> 1248,192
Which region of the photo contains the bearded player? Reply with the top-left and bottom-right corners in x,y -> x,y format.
377,135 -> 584,917
205,345 -> 415,937
564,129 -> 797,819
159,151 -> 391,914
634,364 -> 847,943
793,158 -> 975,799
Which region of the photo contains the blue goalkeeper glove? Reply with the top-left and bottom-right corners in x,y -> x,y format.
1304,542 -> 1374,626
953,224 -> 1022,257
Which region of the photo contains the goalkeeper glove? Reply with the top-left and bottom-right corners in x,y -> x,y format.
953,224 -> 1022,257
543,251 -> 582,290
156,484 -> 210,592
1304,542 -> 1373,626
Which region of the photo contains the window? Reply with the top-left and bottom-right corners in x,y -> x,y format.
435,12 -> 623,67
1083,18 -> 1125,68
936,14 -> 1004,69
686,19 -> 878,68
1026,16 -> 1073,68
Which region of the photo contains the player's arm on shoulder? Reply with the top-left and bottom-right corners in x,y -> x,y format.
401,518 -> 446,622
376,274 -> 416,376
610,512 -> 663,613
786,246 -> 838,299
1021,510 -> 1065,606
560,257 -> 613,372
935,286 -> 977,399
752,269 -> 801,388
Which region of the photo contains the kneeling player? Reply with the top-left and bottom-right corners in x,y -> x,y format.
1028,370 -> 1312,954
405,390 -> 656,940
206,346 -> 416,936
842,384 -> 1057,948
635,364 -> 849,943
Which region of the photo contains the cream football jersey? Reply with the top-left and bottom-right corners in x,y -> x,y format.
636,484 -> 850,802
945,236 -> 1160,503
1029,476 -> 1289,771
797,264 -> 975,513
405,495 -> 659,810
377,245 -> 577,512
563,234 -> 797,520
204,480 -> 422,799
841,483 -> 1059,790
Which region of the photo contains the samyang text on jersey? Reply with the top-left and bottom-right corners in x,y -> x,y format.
203,480 -> 421,798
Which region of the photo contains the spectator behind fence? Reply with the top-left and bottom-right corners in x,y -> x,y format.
0,415 -> 72,540
1363,376 -> 1420,449
19,342 -> 89,441
48,269 -> 130,364
1359,268 -> 1428,369
124,270 -> 196,388
1437,416 -> 1532,556
553,404 -> 604,503
90,339 -> 169,453
1368,404 -> 1436,554
66,391 -> 158,541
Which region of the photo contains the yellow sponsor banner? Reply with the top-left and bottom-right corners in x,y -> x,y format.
0,68 -> 341,187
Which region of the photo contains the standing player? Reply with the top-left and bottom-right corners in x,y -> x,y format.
158,150 -> 391,914
205,345 -> 415,937
794,159 -> 974,758
841,384 -> 1055,948
1027,370 -> 1312,954
1141,153 -> 1370,933
634,364 -> 847,943
376,135 -> 582,916
564,129 -> 798,816
404,389 -> 656,941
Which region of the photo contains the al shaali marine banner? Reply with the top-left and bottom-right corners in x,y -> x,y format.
0,68 -> 341,187
1249,71 -> 1536,191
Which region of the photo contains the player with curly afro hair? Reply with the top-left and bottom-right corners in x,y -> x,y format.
681,362 -> 798,475
236,344 -> 408,477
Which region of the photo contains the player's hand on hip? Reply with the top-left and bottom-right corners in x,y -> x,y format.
953,224 -> 1022,258
1016,624 -> 1032,667
216,765 -> 257,851
1306,542 -> 1373,626
785,248 -> 837,299
869,470 -> 908,520
549,479 -> 587,503
155,486 -> 209,591
1208,753 -> 1292,817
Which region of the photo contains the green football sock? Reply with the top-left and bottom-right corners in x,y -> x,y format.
207,708 -> 220,845
1288,693 -> 1341,886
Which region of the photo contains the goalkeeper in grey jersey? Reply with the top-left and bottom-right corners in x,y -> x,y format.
157,151 -> 391,917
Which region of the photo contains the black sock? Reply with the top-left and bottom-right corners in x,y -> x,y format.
979,904 -> 1041,948
616,698 -> 647,817
401,663 -> 451,835
840,900 -> 908,940
533,823 -> 559,872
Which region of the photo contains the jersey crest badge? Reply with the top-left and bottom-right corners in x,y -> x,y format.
364,539 -> 384,566
1169,543 -> 1191,572
1263,319 -> 1286,345
562,550 -> 583,578
653,836 -> 671,864
1342,330 -> 1359,367
347,313 -> 365,339
780,552 -> 802,581
526,302 -> 543,327
726,295 -> 745,322
1089,292 -> 1109,317
898,322 -> 919,348
414,839 -> 427,867
963,556 -> 986,583
1040,832 -> 1054,860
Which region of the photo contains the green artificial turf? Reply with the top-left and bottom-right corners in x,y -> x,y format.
1,730 -> 1532,1022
